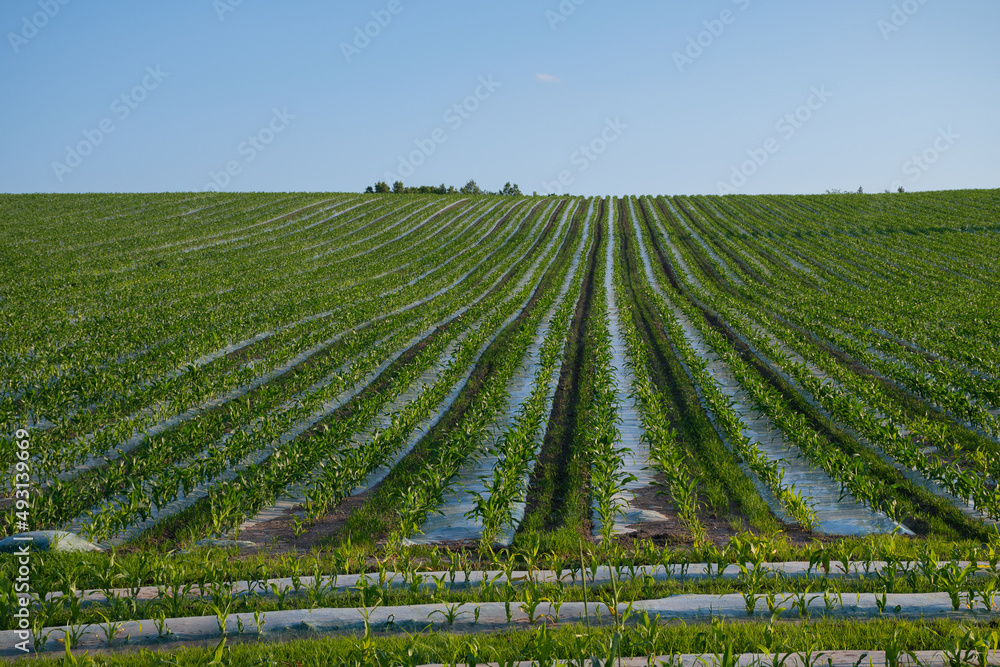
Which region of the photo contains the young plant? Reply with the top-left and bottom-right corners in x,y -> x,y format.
429,602 -> 468,627
791,584 -> 819,619
208,598 -> 234,635
153,611 -> 172,640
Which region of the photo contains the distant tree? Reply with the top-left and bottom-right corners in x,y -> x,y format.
500,182 -> 523,196
374,181 -> 390,194
447,185 -> 458,194
460,179 -> 484,195
393,181 -> 405,194
857,186 -> 864,194
364,186 -> 374,193
898,186 -> 905,193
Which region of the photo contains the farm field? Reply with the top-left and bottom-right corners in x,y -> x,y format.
1,190 -> 1000,665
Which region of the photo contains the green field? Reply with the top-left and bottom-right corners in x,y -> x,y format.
1,191 -> 999,665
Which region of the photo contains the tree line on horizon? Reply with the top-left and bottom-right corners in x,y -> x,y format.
365,180 -> 523,196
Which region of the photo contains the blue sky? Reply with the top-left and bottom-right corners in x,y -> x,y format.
1,0 -> 997,196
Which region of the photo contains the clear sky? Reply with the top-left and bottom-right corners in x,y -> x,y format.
1,0 -> 997,196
